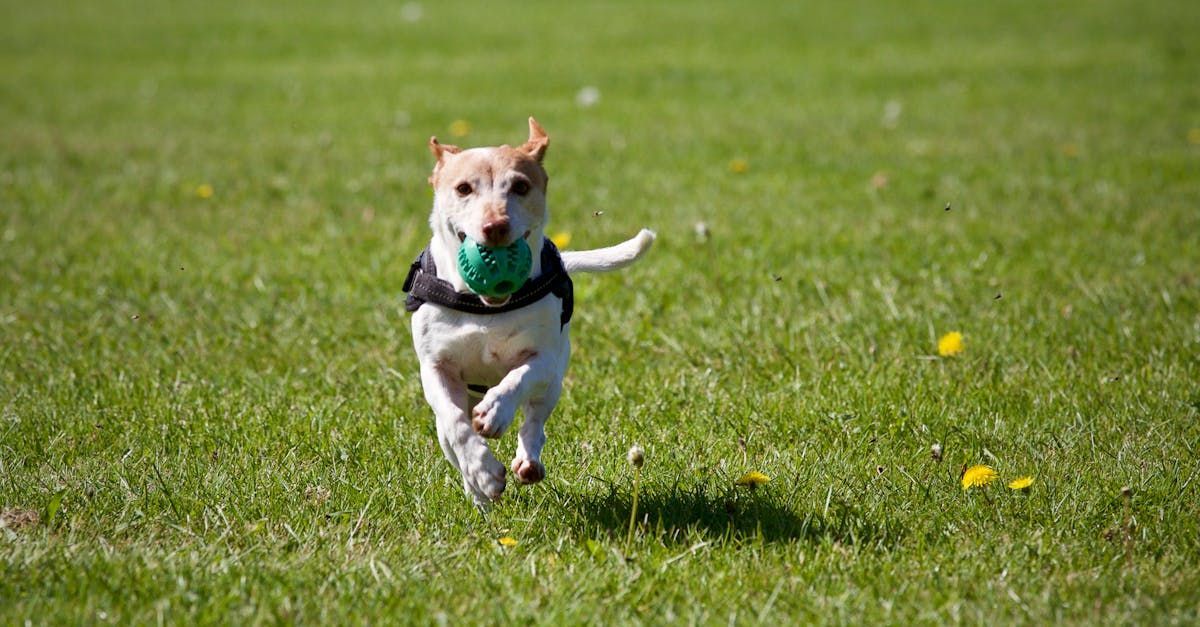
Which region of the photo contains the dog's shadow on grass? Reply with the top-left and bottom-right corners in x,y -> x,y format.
563,482 -> 903,548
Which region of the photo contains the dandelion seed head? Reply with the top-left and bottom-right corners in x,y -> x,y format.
882,99 -> 902,128
400,2 -> 423,23
627,445 -> 644,468
576,86 -> 601,108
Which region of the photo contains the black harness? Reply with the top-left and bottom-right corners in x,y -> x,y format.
402,238 -> 573,329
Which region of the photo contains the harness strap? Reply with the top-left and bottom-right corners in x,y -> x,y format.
403,238 -> 573,328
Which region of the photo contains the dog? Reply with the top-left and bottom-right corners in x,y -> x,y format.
404,117 -> 655,507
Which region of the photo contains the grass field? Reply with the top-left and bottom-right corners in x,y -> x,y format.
3,0 -> 1200,623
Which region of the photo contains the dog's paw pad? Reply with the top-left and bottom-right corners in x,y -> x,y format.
511,458 -> 545,485
465,455 -> 507,505
471,396 -> 515,439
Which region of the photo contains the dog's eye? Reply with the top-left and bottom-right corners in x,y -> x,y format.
455,182 -> 473,196
510,179 -> 530,196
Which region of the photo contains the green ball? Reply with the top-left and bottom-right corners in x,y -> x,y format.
456,237 -> 532,298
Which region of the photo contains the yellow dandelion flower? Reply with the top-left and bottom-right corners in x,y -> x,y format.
449,119 -> 471,138
497,536 -> 518,547
728,158 -> 749,174
195,183 -> 214,199
961,465 -> 998,490
735,471 -> 771,488
1008,476 -> 1034,491
937,331 -> 964,357
550,231 -> 572,249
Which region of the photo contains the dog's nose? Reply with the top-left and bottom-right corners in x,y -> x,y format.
481,219 -> 511,245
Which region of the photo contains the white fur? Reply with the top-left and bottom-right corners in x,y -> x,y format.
562,229 -> 656,273
412,207 -> 654,507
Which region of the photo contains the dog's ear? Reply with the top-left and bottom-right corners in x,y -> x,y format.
519,117 -> 549,163
428,137 -> 461,186
429,136 -> 461,162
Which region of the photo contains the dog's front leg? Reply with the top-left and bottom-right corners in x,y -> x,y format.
510,380 -> 562,485
420,362 -> 506,507
472,354 -> 564,485
471,353 -> 558,439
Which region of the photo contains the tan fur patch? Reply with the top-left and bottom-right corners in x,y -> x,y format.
430,145 -> 547,191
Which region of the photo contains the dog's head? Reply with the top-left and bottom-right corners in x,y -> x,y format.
427,118 -> 550,255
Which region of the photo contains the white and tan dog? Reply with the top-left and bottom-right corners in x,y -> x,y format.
407,117 -> 654,507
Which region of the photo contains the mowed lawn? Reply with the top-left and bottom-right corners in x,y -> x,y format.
2,0 -> 1199,623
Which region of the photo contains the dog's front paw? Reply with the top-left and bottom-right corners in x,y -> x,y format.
471,392 -> 517,439
510,457 -> 546,485
463,453 -> 507,507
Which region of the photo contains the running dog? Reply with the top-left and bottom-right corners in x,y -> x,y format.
403,117 -> 655,507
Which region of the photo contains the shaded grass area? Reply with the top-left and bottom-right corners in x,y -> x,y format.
3,0 -> 1200,623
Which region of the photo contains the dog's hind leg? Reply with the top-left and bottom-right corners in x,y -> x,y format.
420,363 -> 506,507
510,380 -> 561,485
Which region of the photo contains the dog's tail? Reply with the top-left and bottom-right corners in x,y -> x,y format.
560,228 -> 656,273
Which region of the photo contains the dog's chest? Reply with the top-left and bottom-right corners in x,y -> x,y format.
411,297 -> 566,384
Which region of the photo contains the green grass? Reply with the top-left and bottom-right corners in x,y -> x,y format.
3,0 -> 1200,623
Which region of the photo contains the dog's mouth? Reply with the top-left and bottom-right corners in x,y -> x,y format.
454,228 -> 533,246
480,295 -> 511,306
